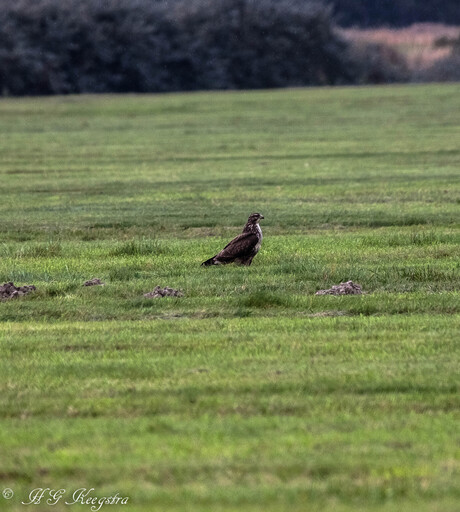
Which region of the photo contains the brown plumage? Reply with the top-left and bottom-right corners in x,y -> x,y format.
201,213 -> 264,266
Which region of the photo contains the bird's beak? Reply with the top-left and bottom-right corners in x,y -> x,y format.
260,215 -> 264,219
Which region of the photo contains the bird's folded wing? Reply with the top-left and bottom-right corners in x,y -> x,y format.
216,232 -> 258,260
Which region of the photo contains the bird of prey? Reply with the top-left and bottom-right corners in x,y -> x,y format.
201,213 -> 264,266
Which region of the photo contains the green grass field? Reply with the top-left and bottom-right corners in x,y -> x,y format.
0,84 -> 459,512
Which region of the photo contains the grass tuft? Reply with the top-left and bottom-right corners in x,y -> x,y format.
108,238 -> 167,257
14,241 -> 63,259
241,290 -> 293,308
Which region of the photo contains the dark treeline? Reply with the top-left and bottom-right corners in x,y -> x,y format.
333,0 -> 460,28
0,0 -> 410,96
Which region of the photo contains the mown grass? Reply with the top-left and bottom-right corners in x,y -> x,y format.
0,84 -> 459,511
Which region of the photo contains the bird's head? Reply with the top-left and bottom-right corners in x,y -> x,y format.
248,212 -> 264,224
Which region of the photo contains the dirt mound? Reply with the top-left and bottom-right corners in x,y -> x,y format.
143,286 -> 184,298
0,282 -> 36,300
83,278 -> 105,286
315,281 -> 363,296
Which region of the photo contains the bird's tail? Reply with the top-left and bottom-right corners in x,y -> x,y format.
201,257 -> 215,266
